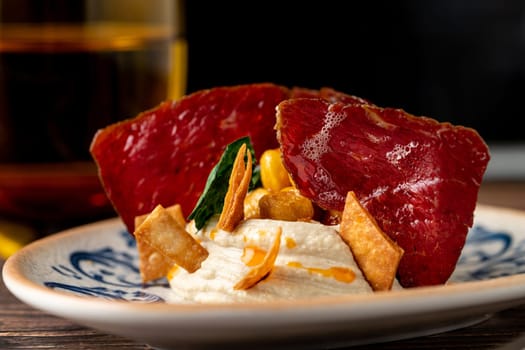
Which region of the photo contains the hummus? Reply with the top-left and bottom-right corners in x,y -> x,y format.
167,217 -> 374,303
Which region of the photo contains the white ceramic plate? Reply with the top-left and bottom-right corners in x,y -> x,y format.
4,204 -> 525,350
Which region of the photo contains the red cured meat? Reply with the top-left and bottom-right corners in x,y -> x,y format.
90,83 -> 290,234
276,98 -> 490,287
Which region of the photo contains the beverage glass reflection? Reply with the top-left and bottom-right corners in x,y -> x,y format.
0,0 -> 187,237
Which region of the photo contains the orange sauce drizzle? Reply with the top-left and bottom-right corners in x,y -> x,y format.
285,236 -> 297,249
166,265 -> 180,280
241,246 -> 268,267
287,261 -> 355,283
209,227 -> 218,240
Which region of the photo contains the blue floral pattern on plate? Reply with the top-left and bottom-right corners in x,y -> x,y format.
44,230 -> 168,302
452,225 -> 525,281
40,221 -> 525,303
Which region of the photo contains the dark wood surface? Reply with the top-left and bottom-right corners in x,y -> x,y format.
1,180 -> 525,350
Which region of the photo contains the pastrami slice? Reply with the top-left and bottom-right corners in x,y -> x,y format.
90,83 -> 290,234
276,98 -> 490,287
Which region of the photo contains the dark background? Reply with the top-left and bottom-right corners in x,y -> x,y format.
185,0 -> 525,143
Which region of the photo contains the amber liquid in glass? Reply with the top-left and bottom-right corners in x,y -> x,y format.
0,23 -> 187,232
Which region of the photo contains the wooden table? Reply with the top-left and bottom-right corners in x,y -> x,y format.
1,180 -> 525,350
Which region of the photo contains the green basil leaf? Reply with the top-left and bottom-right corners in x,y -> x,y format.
188,136 -> 259,230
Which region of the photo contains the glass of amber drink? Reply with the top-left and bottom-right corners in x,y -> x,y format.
0,0 -> 187,242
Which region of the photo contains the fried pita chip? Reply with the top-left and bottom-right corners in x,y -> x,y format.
135,204 -> 209,283
133,203 -> 188,283
217,143 -> 252,231
135,203 -> 186,229
234,227 -> 282,290
135,238 -> 173,283
339,191 -> 403,291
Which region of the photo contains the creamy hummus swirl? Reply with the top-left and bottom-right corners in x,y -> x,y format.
167,217 -> 373,303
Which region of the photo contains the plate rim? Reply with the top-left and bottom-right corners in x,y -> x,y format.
4,203 -> 525,348
4,203 -> 525,315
